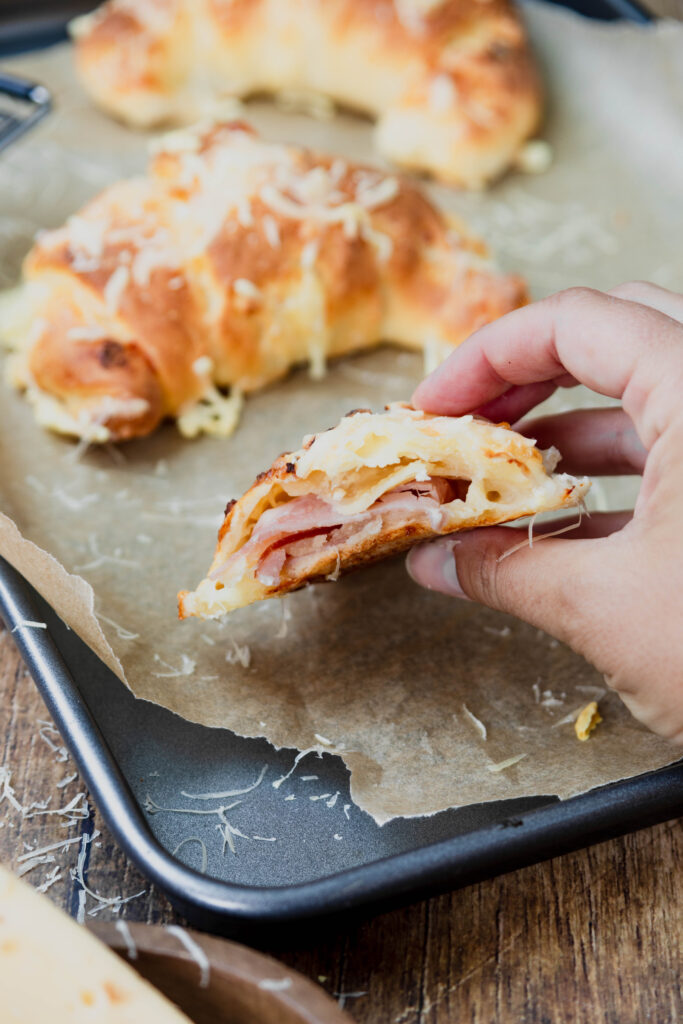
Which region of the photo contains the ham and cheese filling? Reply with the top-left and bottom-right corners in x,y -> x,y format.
211,477 -> 470,588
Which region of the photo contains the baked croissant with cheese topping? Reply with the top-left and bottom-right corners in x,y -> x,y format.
3,121 -> 526,443
70,0 -> 542,188
179,404 -> 590,618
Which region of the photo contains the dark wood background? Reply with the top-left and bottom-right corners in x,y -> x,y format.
1,2 -> 682,1021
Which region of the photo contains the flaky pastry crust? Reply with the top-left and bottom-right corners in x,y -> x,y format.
71,0 -> 542,188
179,403 -> 590,619
3,122 -> 526,443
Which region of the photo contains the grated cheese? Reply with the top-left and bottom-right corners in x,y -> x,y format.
71,832 -> 145,918
103,264 -> 129,314
515,140 -> 554,176
301,240 -> 319,270
16,834 -> 89,862
236,196 -> 253,228
575,685 -> 607,698
56,772 -> 78,789
66,325 -> 107,341
552,707 -> 585,728
74,533 -> 140,572
462,703 -> 487,740
326,551 -> 342,582
11,620 -> 47,632
225,638 -> 251,668
115,919 -> 138,960
152,653 -> 196,678
262,214 -> 281,248
192,355 -> 214,377
17,854 -> 55,877
172,837 -> 209,874
360,221 -> 393,262
177,386 -> 243,439
497,508 -> 585,563
233,277 -> 262,301
51,486 -> 99,511
272,747 -> 322,789
181,764 -> 267,801
486,753 -> 528,773
36,864 -> 62,893
145,795 -> 242,818
97,613 -> 140,641
258,978 -> 292,992
275,603 -> 292,639
429,74 -> 458,113
166,927 -> 210,988
483,625 -> 511,638
355,176 -> 399,210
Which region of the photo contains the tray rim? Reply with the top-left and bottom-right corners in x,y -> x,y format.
1,554 -> 682,938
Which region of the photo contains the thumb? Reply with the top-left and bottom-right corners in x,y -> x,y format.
406,527 -> 622,653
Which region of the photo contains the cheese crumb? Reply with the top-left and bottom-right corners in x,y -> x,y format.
575,701 -> 602,741
486,753 -> 527,773
515,140 -> 554,175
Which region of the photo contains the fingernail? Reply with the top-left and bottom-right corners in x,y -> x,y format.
407,540 -> 470,600
441,549 -> 469,599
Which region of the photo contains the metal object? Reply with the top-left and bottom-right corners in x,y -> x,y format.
0,72 -> 51,153
1,555 -> 681,940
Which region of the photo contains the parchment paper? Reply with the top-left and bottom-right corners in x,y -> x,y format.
0,4 -> 681,824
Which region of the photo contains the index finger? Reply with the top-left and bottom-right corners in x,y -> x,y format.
412,287 -> 683,448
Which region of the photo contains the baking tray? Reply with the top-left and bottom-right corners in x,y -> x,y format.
2,0 -> 681,943
2,556 -> 682,942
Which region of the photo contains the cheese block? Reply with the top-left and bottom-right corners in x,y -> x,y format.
0,863 -> 192,1024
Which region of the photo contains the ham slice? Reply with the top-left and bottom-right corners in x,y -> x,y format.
212,476 -> 470,587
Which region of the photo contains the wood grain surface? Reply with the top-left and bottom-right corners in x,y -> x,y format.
1,2 -> 682,1021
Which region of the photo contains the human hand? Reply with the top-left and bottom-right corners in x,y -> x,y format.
407,284 -> 683,742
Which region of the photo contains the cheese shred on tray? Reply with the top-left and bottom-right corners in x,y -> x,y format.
179,403 -> 590,619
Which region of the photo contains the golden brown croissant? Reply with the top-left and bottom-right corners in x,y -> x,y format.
179,403 -> 590,619
70,0 -> 542,188
3,121 -> 526,442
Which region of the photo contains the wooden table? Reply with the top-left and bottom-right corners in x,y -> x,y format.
2,2 -> 682,1020
2,614 -> 682,1024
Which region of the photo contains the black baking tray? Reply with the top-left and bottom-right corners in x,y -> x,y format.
2,556 -> 682,942
2,0 -> 680,943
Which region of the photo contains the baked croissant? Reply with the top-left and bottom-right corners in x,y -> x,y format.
70,0 -> 542,188
3,121 -> 526,443
179,404 -> 589,618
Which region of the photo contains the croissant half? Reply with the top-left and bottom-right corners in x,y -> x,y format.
3,121 -> 526,443
179,404 -> 590,619
71,0 -> 542,188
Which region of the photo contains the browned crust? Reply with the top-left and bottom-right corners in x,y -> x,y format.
21,124 -> 527,441
75,0 -> 542,175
